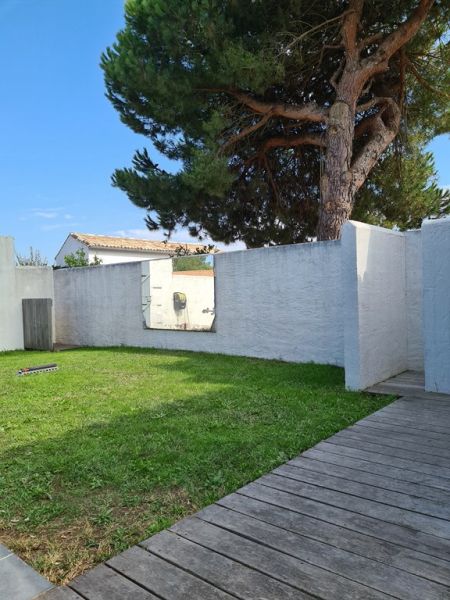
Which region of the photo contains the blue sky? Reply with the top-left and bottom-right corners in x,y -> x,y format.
1,0 -> 449,263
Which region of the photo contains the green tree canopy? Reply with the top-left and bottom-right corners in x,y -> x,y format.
172,255 -> 213,271
63,249 -> 102,268
102,0 -> 449,244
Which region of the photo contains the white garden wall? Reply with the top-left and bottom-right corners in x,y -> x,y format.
54,241 -> 344,365
0,237 -> 21,351
6,219 -> 450,392
422,217 -> 450,393
342,222 -> 408,390
405,230 -> 423,371
0,237 -> 54,351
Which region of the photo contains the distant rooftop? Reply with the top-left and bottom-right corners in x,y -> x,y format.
70,233 -> 213,254
173,269 -> 214,277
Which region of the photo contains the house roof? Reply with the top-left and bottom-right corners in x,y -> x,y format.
69,233 -> 213,255
173,270 -> 214,277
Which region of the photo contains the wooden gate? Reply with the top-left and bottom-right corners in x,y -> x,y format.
22,298 -> 53,350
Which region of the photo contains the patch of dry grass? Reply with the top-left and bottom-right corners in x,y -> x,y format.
1,488 -> 194,584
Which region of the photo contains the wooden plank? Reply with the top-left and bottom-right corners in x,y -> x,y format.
258,473 -> 450,539
395,392 -> 450,409
70,564 -> 157,599
141,531 -> 314,600
107,545 -> 234,600
170,516 -> 395,600
22,298 -> 53,350
380,405 -> 450,422
364,413 -> 450,436
386,370 -> 424,379
316,441 -> 450,482
407,392 -> 450,400
273,463 -> 450,519
39,588 -> 84,600
191,505 -> 450,600
382,407 -> 450,433
326,436 -> 450,471
376,382 -> 425,393
353,420 -> 450,445
394,397 -> 450,408
364,383 -> 448,401
394,390 -> 450,400
349,407 -> 450,427
238,483 -> 450,559
287,455 -> 450,503
367,386 -> 450,400
368,384 -> 424,396
378,374 -> 423,384
346,423 -> 450,451
330,429 -> 450,461
301,447 -> 450,493
375,405 -> 450,425
377,413 -> 450,431
388,373 -> 425,385
372,408 -> 450,428
365,385 -> 397,395
397,397 -> 449,407
217,493 -> 450,587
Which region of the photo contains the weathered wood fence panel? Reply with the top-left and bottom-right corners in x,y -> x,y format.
22,298 -> 53,350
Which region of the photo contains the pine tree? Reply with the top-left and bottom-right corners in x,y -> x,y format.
102,0 -> 449,244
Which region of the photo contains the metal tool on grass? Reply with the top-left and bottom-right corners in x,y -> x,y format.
17,364 -> 58,376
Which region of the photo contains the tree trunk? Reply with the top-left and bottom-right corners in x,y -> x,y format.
317,100 -> 355,241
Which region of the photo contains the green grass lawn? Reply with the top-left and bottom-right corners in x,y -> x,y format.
0,347 -> 390,584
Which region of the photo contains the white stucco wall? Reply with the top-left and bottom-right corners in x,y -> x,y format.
0,237 -> 54,351
89,248 -> 172,265
54,236 -> 86,266
422,217 -> 450,393
171,272 -> 215,330
54,241 -> 344,365
0,237 -> 22,351
343,222 -> 408,390
405,230 -> 423,371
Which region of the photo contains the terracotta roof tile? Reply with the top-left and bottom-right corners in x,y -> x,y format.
71,233 -> 214,254
173,270 -> 214,277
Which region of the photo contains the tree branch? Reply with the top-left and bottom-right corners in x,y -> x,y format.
260,132 -> 326,154
341,0 -> 365,60
356,96 -> 393,113
361,0 -> 435,74
284,12 -> 351,53
330,57 -> 345,91
358,32 -> 384,50
351,99 -> 401,192
226,90 -> 329,123
354,113 -> 382,137
263,155 -> 282,207
319,44 -> 343,66
232,91 -> 329,123
406,57 -> 450,98
221,113 -> 272,152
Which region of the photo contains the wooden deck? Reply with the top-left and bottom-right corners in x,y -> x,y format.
41,372 -> 450,600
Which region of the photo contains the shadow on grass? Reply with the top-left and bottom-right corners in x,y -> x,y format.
0,347 -> 390,582
53,345 -> 348,389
